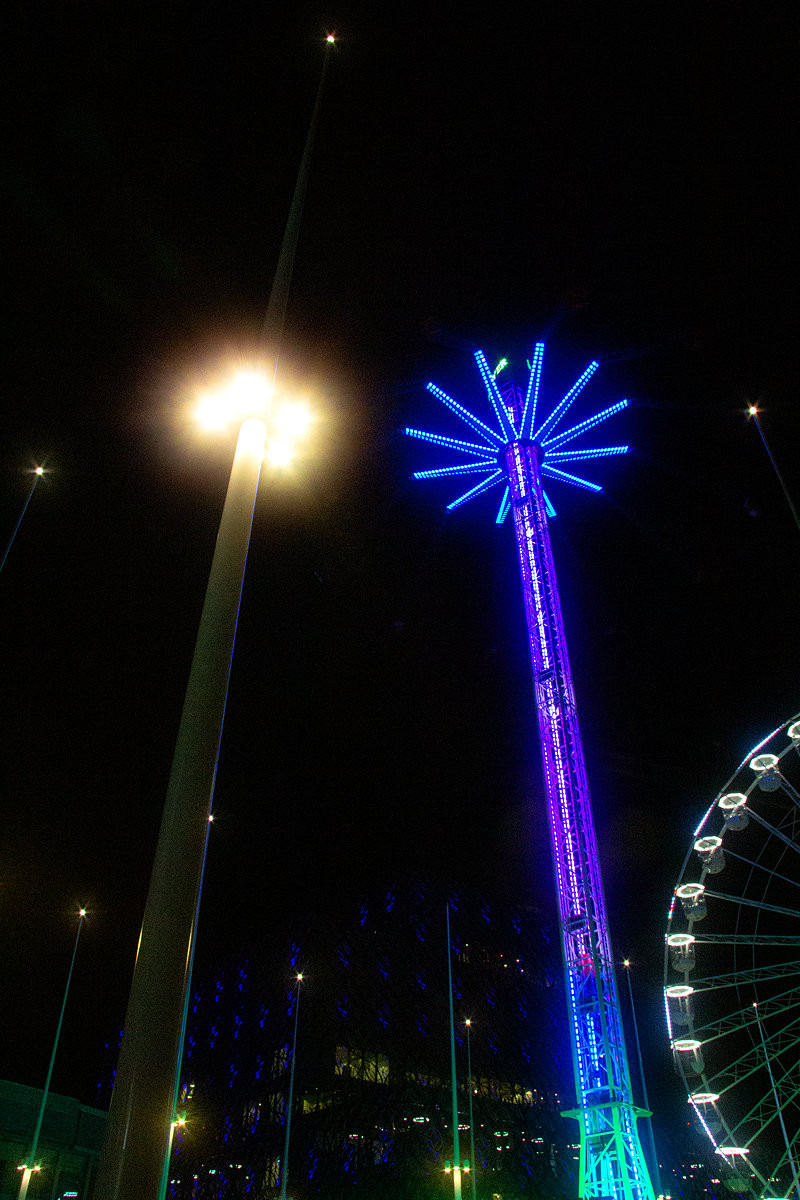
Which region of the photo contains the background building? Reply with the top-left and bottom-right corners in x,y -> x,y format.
0,1081 -> 105,1200
167,881 -> 577,1199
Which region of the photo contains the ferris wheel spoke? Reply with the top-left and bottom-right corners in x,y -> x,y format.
688,960 -> 800,993
693,982 -> 800,1042
702,888 -> 800,922
694,934 -> 800,947
721,844 -> 800,897
743,805 -> 800,858
703,1012 -> 800,1094
728,1058 -> 800,1146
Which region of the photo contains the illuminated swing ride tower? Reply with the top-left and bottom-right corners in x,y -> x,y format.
407,344 -> 656,1200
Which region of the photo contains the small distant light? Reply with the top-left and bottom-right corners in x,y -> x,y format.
326,33 -> 336,43
79,908 -> 87,917
297,973 -> 303,982
623,959 -> 630,967
748,405 -> 758,416
465,1018 -> 471,1026
208,814 -> 214,822
34,466 -> 44,476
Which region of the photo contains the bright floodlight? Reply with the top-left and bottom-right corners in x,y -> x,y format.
195,370 -> 271,432
34,467 -> 44,476
274,401 -> 312,438
266,440 -> 294,467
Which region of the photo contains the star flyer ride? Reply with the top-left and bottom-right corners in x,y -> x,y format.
407,344 -> 655,1200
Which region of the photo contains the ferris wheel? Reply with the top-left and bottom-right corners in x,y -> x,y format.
664,713 -> 800,1199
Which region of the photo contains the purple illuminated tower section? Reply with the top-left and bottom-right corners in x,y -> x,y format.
407,346 -> 656,1200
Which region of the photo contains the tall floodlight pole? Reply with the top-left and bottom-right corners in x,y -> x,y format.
279,973 -> 303,1200
623,960 -> 662,1198
18,908 -> 85,1200
446,905 -> 463,1200
1,466 -> 45,575
94,36 -> 334,1200
464,1020 -> 477,1200
407,346 -> 655,1199
747,404 -> 800,535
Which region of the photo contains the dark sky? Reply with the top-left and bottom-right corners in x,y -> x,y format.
2,0 -> 797,1145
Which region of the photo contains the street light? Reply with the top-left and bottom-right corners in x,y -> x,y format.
18,908 -> 86,1200
95,385 -> 310,1200
464,1020 -> 477,1200
623,959 -> 662,1199
279,973 -> 303,1200
746,404 -> 800,535
1,466 -> 45,575
446,905 -> 462,1200
94,32 -> 333,1200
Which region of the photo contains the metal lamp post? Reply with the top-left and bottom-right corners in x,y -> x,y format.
623,960 -> 662,1199
93,36 -> 334,1200
18,908 -> 86,1200
747,404 -> 800,535
1,466 -> 45,575
464,1020 -> 477,1200
279,973 -> 303,1200
446,905 -> 462,1200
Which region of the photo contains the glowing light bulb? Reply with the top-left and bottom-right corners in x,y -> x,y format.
267,440 -> 294,467
274,402 -> 311,438
195,371 -> 271,431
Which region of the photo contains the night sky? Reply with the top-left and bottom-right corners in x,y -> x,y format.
2,0 -> 797,1149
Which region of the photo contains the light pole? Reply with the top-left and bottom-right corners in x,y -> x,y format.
18,908 -> 86,1200
1,466 -> 45,575
623,959 -> 662,1199
747,404 -> 800,535
279,973 -> 303,1200
464,1020 -> 477,1200
94,35 -> 332,1200
445,905 -> 462,1200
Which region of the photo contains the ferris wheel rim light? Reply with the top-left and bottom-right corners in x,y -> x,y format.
750,753 -> 779,772
667,933 -> 696,947
716,1147 -> 751,1157
673,1038 -> 703,1051
718,792 -> 748,810
690,1092 -> 720,1104
694,835 -> 722,853
788,721 -> 800,741
665,985 -> 695,998
676,883 -> 705,899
